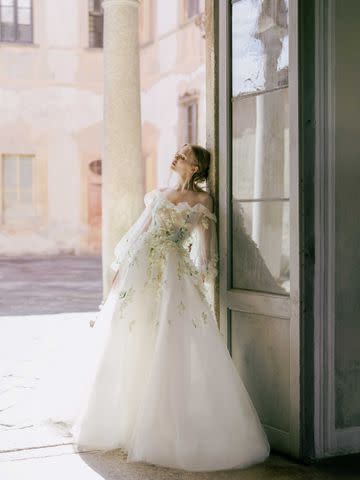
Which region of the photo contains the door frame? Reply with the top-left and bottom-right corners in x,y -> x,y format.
313,0 -> 360,458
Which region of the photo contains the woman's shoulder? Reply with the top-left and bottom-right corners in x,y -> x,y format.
144,187 -> 172,205
195,190 -> 214,213
144,188 -> 162,207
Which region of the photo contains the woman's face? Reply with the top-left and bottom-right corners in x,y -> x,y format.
170,144 -> 198,178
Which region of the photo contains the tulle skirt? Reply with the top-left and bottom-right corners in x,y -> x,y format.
33,243 -> 270,472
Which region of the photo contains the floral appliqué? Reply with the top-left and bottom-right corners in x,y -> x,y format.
177,300 -> 186,316
118,286 -> 135,327
142,206 -> 194,296
200,215 -> 210,230
192,311 -> 209,328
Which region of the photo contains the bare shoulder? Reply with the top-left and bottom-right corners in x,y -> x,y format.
196,191 -> 214,212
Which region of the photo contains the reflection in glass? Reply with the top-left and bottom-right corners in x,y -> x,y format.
232,200 -> 289,295
232,88 -> 289,199
232,0 -> 288,97
231,0 -> 290,295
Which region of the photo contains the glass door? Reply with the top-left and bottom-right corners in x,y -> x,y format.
218,0 -> 300,455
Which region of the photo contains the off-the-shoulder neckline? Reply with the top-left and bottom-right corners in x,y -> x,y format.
156,188 -> 217,221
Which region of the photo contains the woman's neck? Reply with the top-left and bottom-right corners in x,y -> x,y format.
175,182 -> 190,192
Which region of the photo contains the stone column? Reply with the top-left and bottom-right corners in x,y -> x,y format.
101,0 -> 144,296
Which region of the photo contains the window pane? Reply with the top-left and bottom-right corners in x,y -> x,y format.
19,157 -> 32,188
17,0 -> 31,6
3,155 -> 17,188
2,155 -> 35,222
232,87 -> 289,199
232,200 -> 289,294
192,104 -> 197,142
1,0 -> 15,6
17,23 -> 31,41
1,5 -> 15,23
3,190 -> 16,208
1,22 -> 15,40
89,13 -> 103,47
187,0 -> 199,18
89,0 -> 102,12
17,7 -> 31,25
185,103 -> 197,144
187,104 -> 192,125
232,0 -> 288,97
19,189 -> 32,203
231,0 -> 290,295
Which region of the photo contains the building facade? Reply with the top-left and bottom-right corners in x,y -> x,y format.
0,0 -> 205,254
139,0 -> 207,191
2,0 -> 359,464
0,0 -> 104,254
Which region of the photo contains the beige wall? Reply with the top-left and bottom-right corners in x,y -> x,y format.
0,0 -> 103,254
0,0 -> 205,255
140,0 -> 206,189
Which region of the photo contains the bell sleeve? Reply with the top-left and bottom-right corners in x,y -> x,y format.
189,208 -> 219,308
109,188 -> 158,273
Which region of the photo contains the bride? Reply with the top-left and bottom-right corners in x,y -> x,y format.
39,143 -> 270,472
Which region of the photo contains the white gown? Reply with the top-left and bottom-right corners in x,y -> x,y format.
38,187 -> 270,472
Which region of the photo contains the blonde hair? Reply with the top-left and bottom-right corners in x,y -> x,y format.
181,144 -> 211,192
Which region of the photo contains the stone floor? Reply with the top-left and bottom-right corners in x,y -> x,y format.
0,255 -> 359,479
0,312 -> 95,451
0,254 -> 102,315
0,311 -> 359,480
0,444 -> 360,479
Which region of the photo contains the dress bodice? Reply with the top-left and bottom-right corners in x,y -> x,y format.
110,188 -> 218,294
145,191 -> 216,252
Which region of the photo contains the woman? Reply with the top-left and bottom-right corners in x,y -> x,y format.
42,143 -> 270,472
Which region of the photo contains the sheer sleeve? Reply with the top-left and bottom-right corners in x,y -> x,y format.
189,208 -> 219,308
109,188 -> 158,273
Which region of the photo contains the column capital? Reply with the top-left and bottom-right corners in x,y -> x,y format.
102,0 -> 140,9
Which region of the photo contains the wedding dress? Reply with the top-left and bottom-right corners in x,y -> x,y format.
37,187 -> 270,472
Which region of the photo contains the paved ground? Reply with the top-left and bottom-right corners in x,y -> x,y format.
0,256 -> 359,478
0,312 -> 359,479
0,254 -> 103,315
0,444 -> 359,479
0,313 -> 95,451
